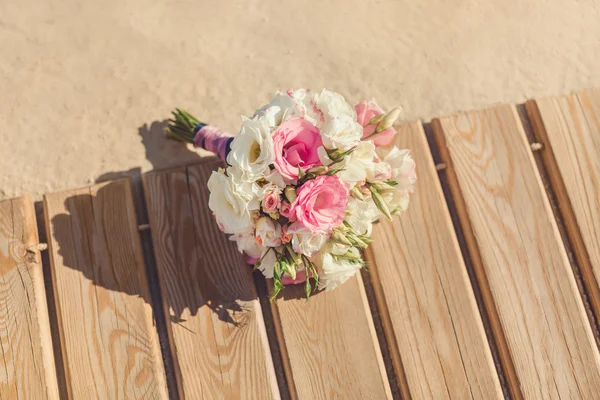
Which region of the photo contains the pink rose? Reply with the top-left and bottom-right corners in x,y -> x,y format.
280,201 -> 292,219
272,118 -> 323,181
262,189 -> 281,214
355,100 -> 397,147
290,175 -> 348,234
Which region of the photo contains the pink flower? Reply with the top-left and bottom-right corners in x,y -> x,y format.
262,189 -> 281,214
280,201 -> 292,219
355,100 -> 397,147
272,118 -> 323,181
280,225 -> 292,244
290,175 -> 348,234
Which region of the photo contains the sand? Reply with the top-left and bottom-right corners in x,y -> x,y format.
1,0 -> 599,201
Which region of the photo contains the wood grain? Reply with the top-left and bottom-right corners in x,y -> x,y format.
272,270 -> 392,399
432,104 -> 600,399
526,90 -> 600,317
0,196 -> 59,399
143,162 -> 279,400
44,179 -> 168,399
365,121 -> 503,399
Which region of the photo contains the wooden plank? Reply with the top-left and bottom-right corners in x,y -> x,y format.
143,163 -> 279,399
364,121 -> 503,399
526,90 -> 600,317
432,104 -> 600,399
272,268 -> 392,398
0,196 -> 59,398
44,179 -> 168,399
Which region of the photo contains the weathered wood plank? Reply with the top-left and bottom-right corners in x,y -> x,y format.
272,271 -> 392,399
143,163 -> 279,400
526,90 -> 600,316
432,105 -> 600,399
0,196 -> 59,399
44,180 -> 168,399
365,121 -> 503,399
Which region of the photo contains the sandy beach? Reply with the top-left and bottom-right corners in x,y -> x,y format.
1,0 -> 599,200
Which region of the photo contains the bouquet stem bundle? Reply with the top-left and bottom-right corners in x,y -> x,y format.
167,109 -> 232,162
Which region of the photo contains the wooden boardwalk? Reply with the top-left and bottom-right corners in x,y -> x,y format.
0,89 -> 599,399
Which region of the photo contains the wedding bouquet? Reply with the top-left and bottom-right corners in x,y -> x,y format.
166,89 -> 416,299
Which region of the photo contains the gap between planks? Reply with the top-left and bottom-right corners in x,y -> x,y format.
520,102 -> 600,351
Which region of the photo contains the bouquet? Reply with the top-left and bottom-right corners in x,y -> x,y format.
166,89 -> 416,299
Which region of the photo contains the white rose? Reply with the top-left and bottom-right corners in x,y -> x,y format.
345,197 -> 379,236
338,141 -> 376,186
207,170 -> 255,234
288,222 -> 328,257
319,114 -> 363,150
255,217 -> 282,247
378,147 -> 417,191
257,248 -> 277,279
229,229 -> 264,260
227,116 -> 275,181
315,249 -> 362,291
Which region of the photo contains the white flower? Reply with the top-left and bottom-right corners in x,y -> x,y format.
288,222 -> 328,257
255,217 -> 282,247
381,189 -> 411,214
229,229 -> 264,260
227,116 -> 275,181
315,248 -> 362,291
338,141 -> 376,186
319,114 -> 363,150
374,147 -> 416,215
258,248 -> 277,279
314,89 -> 356,119
345,197 -> 379,236
254,90 -> 310,128
227,165 -> 263,201
366,160 -> 392,182
378,147 -> 417,191
264,170 -> 286,190
208,170 -> 256,234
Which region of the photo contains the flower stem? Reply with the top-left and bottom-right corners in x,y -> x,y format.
165,109 -> 204,144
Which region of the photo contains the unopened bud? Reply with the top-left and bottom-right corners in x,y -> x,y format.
307,165 -> 329,175
375,107 -> 402,134
332,230 -> 352,246
350,186 -> 365,201
369,187 -> 392,220
284,186 -> 297,203
367,113 -> 386,125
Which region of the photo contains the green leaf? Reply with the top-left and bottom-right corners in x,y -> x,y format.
270,260 -> 285,301
304,277 -> 312,300
298,166 -> 306,179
